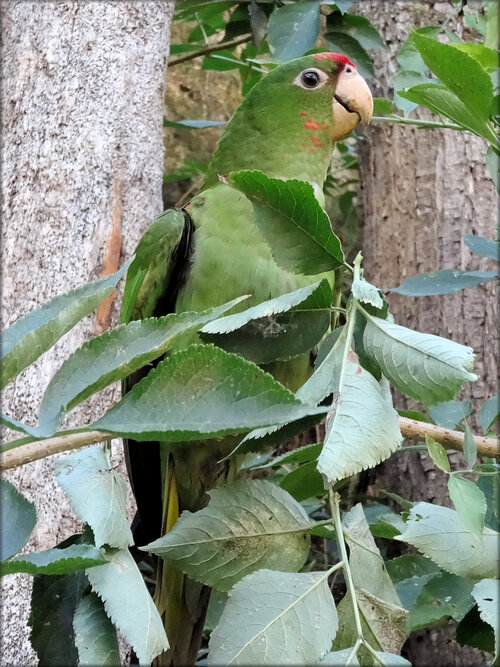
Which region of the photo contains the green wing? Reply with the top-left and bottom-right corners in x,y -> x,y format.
121,207 -> 193,547
121,208 -> 193,324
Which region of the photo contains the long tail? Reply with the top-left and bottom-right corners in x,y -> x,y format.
154,462 -> 209,666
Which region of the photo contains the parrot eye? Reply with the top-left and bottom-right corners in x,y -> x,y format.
294,68 -> 329,90
302,70 -> 320,87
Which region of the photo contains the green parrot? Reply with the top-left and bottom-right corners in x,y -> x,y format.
122,52 -> 372,665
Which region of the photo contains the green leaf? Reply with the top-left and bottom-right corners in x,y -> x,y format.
201,280 -> 332,364
323,1 -> 353,13
36,298 -> 247,436
73,593 -> 120,667
120,210 -> 185,324
267,1 -> 321,62
279,460 -> 326,502
428,400 -> 472,429
398,84 -> 496,142
485,1 -> 500,50
352,277 -> 383,309
55,446 -> 133,549
481,394 -> 499,434
326,12 -> 384,49
144,480 -> 312,592
456,605 -> 496,654
462,422 -> 477,468
343,504 -> 402,606
255,442 -> 322,469
386,554 -> 441,612
396,27 -> 440,73
332,588 -> 407,657
0,478 -> 36,561
202,49 -> 244,71
372,97 -> 394,114
318,351 -> 402,485
93,344 -> 325,441
86,548 -> 169,664
425,434 -> 450,473
478,471 -> 500,532
0,412 -> 34,436
324,32 -> 374,79
486,145 -> 500,193
362,313 -> 477,405
1,262 -> 130,389
390,268 -> 498,295
163,119 -> 226,130
391,70 -> 432,113
472,578 -> 500,657
464,234 -> 500,262
204,589 -> 228,633
407,572 -> 474,631
463,8 -> 487,37
296,325 -> 346,406
29,569 -> 88,667
386,554 -> 440,582
320,648 -> 359,665
396,502 -> 500,579
448,475 -> 486,539
225,170 -> 344,275
1,545 -> 107,576
410,31 -> 494,120
450,43 -> 499,73
234,413 -> 326,457
208,568 -> 338,665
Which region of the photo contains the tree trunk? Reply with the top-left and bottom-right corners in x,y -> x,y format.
1,2 -> 173,663
354,1 -> 497,664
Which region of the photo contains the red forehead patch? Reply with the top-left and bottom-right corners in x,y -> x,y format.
314,52 -> 355,68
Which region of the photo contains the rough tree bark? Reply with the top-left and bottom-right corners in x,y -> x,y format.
1,2 -> 173,663
354,1 -> 498,664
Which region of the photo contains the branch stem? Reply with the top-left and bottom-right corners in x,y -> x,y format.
168,34 -> 252,67
330,490 -> 364,639
371,115 -> 462,131
1,417 -> 497,472
399,417 -> 498,457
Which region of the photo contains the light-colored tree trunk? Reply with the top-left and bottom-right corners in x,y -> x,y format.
1,2 -> 173,663
354,1 -> 497,664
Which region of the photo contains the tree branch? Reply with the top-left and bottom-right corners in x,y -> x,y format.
399,417 -> 498,457
1,416 -> 497,472
0,431 -> 114,471
168,34 -> 252,67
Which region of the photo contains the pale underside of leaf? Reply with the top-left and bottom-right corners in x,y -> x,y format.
55,446 -> 133,550
397,502 -> 500,580
362,314 -> 477,405
318,353 -> 402,484
86,548 -> 169,665
208,568 -> 338,665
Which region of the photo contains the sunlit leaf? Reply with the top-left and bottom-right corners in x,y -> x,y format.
208,568 -> 338,665
390,268 -> 498,295
0,479 -> 36,561
396,502 -> 499,579
1,262 -> 129,388
86,548 -> 169,664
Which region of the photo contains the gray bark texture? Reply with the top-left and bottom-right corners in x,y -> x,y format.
354,1 -> 498,665
1,2 -> 173,663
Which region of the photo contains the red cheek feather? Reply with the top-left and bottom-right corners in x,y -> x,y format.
300,110 -> 307,116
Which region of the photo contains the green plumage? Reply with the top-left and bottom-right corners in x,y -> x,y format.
123,53 -> 349,665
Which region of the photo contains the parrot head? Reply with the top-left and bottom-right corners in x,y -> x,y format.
203,52 -> 373,188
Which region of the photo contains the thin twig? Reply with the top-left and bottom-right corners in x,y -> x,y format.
1,416 -> 497,472
168,34 -> 252,67
399,417 -> 498,458
0,431 -> 114,471
371,115 -> 462,131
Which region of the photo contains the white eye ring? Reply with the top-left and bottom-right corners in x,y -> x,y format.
343,65 -> 356,75
293,67 -> 330,90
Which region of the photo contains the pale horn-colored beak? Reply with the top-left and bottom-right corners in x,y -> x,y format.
331,69 -> 373,141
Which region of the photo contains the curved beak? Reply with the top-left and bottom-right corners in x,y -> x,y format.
331,70 -> 373,141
